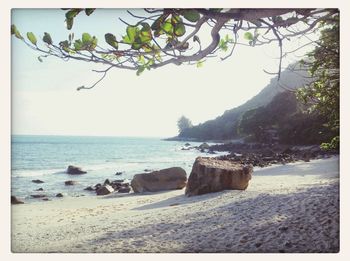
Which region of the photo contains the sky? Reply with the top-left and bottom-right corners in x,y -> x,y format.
11,9 -> 317,137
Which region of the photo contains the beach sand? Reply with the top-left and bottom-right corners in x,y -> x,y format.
11,156 -> 339,253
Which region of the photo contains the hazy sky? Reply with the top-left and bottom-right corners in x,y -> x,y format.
12,9 -> 316,137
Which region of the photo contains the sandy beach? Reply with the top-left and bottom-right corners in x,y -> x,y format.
11,156 -> 339,253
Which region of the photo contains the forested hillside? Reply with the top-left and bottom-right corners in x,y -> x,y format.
179,65 -> 311,141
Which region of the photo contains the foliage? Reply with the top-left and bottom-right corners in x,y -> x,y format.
11,8 -> 338,90
238,92 -> 337,145
296,15 -> 339,149
177,116 -> 193,134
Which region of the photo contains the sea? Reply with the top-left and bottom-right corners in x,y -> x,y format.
11,135 -> 225,202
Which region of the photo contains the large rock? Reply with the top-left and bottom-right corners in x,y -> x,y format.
96,184 -> 114,196
131,167 -> 187,193
66,165 -> 87,174
185,157 -> 253,196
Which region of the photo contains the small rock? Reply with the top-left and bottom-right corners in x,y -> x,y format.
284,241 -> 292,248
35,188 -> 44,191
118,186 -> 131,193
56,193 -> 64,197
64,180 -> 77,186
104,179 -> 111,185
185,143 -> 191,146
255,242 -> 262,248
66,165 -> 87,175
96,184 -> 114,196
32,179 -> 44,184
31,194 -> 47,198
42,198 -> 50,201
278,226 -> 289,232
11,196 -> 24,204
115,171 -> 123,175
84,186 -> 95,191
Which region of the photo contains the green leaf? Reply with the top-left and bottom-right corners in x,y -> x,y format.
65,9 -> 81,19
11,24 -> 23,39
196,60 -> 204,68
26,32 -> 37,45
66,18 -> 73,30
139,24 -> 152,43
126,26 -> 138,43
43,32 -> 53,45
131,42 -> 142,50
82,33 -> 92,43
244,32 -> 254,41
151,15 -> 166,31
91,36 -> 98,49
161,19 -> 173,35
136,66 -> 145,76
104,33 -> 118,49
182,10 -> 200,23
74,39 -> 83,51
59,40 -> 70,52
122,35 -> 132,44
174,23 -> 186,37
85,9 -> 95,16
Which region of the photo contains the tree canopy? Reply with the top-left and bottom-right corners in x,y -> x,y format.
11,8 -> 338,90
177,116 -> 193,134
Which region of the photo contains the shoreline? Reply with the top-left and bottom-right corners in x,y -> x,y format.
11,156 -> 339,253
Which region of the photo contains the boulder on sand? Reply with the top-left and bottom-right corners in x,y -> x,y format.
131,167 -> 187,193
96,184 -> 114,196
66,165 -> 87,175
185,157 -> 253,196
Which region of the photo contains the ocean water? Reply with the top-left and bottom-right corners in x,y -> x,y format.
11,135 -> 223,202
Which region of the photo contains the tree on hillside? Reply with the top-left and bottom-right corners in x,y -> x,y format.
177,116 -> 193,133
12,8 -> 338,90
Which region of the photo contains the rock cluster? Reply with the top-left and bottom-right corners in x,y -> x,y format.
86,179 -> 131,196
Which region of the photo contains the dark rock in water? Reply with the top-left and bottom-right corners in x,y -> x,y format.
185,143 -> 191,147
104,179 -> 111,185
84,186 -> 95,191
11,196 -> 24,204
31,194 -> 47,198
64,180 -> 77,186
131,167 -> 187,193
32,179 -> 44,184
114,179 -> 124,183
96,184 -> 114,196
56,193 -> 64,197
35,188 -> 44,191
66,165 -> 87,175
198,142 -> 210,150
143,169 -> 154,172
42,198 -> 50,201
94,183 -> 102,190
118,186 -> 131,193
185,157 -> 253,196
115,171 -> 123,175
